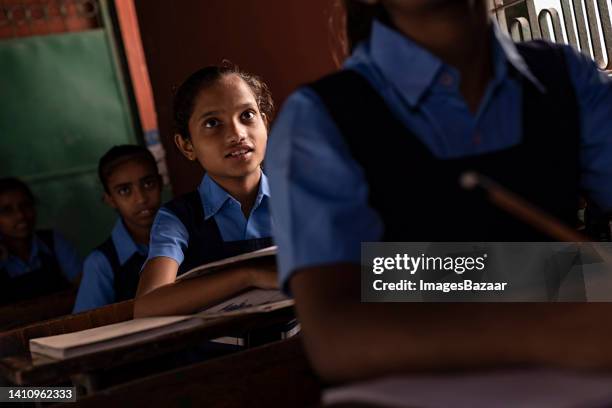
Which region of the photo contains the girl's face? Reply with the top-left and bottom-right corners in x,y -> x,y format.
103,159 -> 162,232
176,74 -> 268,181
0,190 -> 36,240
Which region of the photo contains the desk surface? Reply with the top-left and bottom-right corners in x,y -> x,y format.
0,307 -> 295,386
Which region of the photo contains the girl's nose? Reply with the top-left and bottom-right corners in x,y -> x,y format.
228,120 -> 248,143
134,187 -> 148,204
15,206 -> 28,221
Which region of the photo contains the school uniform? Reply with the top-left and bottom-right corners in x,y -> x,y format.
144,173 -> 281,357
73,219 -> 148,313
0,230 -> 81,305
146,173 -> 273,275
266,19 -> 612,291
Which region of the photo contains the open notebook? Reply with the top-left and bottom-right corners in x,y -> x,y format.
29,288 -> 293,360
176,246 -> 277,281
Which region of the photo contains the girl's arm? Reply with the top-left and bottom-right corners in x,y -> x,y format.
291,263 -> 612,383
134,256 -> 277,318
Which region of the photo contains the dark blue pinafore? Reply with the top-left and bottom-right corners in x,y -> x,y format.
0,230 -> 71,305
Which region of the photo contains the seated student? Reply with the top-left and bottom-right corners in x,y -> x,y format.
134,65 -> 278,318
0,178 -> 82,305
73,145 -> 163,313
266,0 -> 612,382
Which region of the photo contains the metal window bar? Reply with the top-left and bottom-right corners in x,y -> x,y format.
490,0 -> 612,73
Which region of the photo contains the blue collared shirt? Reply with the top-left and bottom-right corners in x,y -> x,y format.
266,20 -> 612,291
146,173 -> 273,266
73,219 -> 147,313
1,230 -> 81,281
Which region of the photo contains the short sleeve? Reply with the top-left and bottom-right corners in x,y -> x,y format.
266,88 -> 384,292
562,46 -> 612,211
145,207 -> 190,265
72,250 -> 114,313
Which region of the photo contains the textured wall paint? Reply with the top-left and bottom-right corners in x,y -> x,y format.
134,0 -> 341,195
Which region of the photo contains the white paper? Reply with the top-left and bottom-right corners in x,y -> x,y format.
29,316 -> 202,359
176,246 -> 277,281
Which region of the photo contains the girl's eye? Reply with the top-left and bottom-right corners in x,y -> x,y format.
204,118 -> 220,128
117,187 -> 130,196
143,179 -> 158,190
241,110 -> 256,121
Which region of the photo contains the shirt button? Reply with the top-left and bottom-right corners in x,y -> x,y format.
440,73 -> 454,87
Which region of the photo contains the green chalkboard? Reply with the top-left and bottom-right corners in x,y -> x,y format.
0,29 -> 139,256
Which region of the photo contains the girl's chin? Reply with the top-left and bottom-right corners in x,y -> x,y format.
212,166 -> 262,180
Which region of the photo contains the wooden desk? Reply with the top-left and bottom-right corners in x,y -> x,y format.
0,289 -> 78,331
0,301 -> 133,360
0,306 -> 295,389
64,336 -> 321,407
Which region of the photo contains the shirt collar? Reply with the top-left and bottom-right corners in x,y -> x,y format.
368,19 -> 443,107
111,219 -> 146,265
364,19 -> 545,108
198,172 -> 271,220
492,21 -> 546,92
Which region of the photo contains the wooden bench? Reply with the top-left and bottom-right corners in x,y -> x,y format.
0,300 -> 133,360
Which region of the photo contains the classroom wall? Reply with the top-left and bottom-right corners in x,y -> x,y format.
134,0 -> 341,195
0,0 -> 142,255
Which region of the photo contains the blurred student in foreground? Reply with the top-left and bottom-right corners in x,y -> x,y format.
266,0 -> 612,382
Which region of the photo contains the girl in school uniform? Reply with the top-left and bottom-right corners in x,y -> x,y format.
265,0 -> 612,381
0,178 -> 82,305
73,145 -> 163,313
134,64 -> 277,318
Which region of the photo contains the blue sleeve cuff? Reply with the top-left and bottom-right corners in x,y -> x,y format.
73,250 -> 114,313
145,207 -> 189,266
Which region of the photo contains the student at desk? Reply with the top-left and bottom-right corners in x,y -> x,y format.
0,178 -> 81,305
135,65 -> 278,318
73,145 -> 163,313
266,0 -> 612,381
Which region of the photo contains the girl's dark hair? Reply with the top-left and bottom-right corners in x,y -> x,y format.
332,0 -> 388,61
173,62 -> 274,140
0,177 -> 35,202
98,145 -> 158,193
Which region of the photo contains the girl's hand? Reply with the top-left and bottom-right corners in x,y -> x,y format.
247,259 -> 279,290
